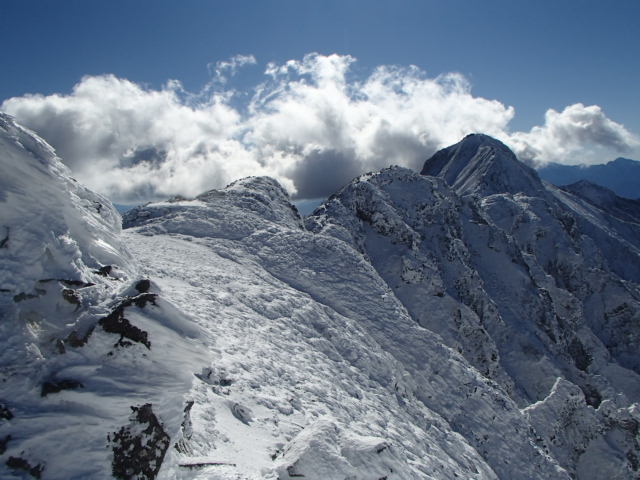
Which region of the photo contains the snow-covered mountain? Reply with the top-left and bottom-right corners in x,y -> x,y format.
538,158 -> 640,200
2,115 -> 640,480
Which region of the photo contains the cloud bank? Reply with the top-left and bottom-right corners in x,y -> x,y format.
2,53 -> 639,203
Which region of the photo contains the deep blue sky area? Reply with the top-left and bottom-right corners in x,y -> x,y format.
1,0 -> 639,133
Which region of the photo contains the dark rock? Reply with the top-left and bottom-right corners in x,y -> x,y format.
376,442 -> 390,454
619,418 -> 639,436
6,456 -> 44,479
0,403 -> 13,420
178,461 -> 237,468
122,293 -> 158,309
174,401 -> 194,454
568,338 -> 592,372
60,279 -> 95,288
99,312 -> 150,349
110,403 -> 170,480
135,279 -> 151,293
65,327 -> 95,348
0,434 -> 10,454
13,288 -> 45,303
286,464 -> 305,477
99,293 -> 157,350
62,288 -> 81,306
580,384 -> 602,408
230,403 -> 252,424
0,227 -> 8,248
41,379 -> 84,397
39,278 -> 96,288
95,265 -> 113,277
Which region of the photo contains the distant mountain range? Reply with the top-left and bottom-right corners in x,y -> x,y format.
538,158 -> 640,199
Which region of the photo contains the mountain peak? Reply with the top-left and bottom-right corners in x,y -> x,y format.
461,132 -> 511,148
421,133 -> 544,197
609,157 -> 640,167
123,175 -> 303,239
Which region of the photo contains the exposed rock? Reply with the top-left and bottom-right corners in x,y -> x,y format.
5,456 -> 44,479
99,293 -> 157,349
0,403 -> 13,420
174,401 -> 194,455
568,338 -> 592,372
13,289 -> 45,302
41,379 -> 84,397
0,227 -> 8,248
95,265 -> 113,277
110,403 -> 170,480
135,279 -> 151,293
38,278 -> 96,288
62,288 -> 81,306
65,327 -> 95,348
0,435 -> 10,454
230,402 -> 253,424
580,384 -> 602,409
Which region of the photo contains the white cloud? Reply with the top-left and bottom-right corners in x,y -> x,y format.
508,103 -> 640,166
209,54 -> 257,84
2,53 -> 638,202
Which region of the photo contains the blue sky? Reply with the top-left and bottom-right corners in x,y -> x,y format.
1,0 -> 639,202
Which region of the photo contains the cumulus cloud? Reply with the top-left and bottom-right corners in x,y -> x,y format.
2,53 -> 638,202
509,103 -> 640,166
209,54 -> 257,84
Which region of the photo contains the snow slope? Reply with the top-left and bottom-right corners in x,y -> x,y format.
1,115 -> 639,479
308,134 -> 640,479
122,174 -> 572,479
0,114 -> 207,479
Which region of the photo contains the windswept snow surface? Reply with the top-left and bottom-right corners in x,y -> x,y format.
1,116 -> 639,479
123,176 -> 564,479
0,113 -> 209,479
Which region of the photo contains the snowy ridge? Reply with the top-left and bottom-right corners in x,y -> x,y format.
123,176 -> 303,239
1,115 -> 640,479
309,138 -> 640,478
0,113 -> 131,294
0,114 -> 207,479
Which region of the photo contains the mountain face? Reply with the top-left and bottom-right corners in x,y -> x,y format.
1,115 -> 640,480
308,133 -> 640,479
538,157 -> 640,200
420,133 -> 545,197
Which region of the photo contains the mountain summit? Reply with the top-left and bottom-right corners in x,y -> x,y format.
421,133 -> 545,196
